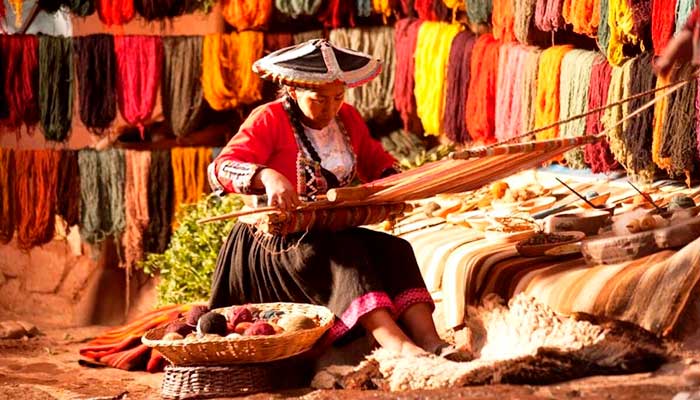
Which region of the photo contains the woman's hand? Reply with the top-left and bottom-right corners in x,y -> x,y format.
259,168 -> 301,210
653,29 -> 694,79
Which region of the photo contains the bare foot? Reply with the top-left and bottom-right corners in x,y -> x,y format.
400,341 -> 430,357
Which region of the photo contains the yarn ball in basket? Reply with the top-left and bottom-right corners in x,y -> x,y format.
162,332 -> 184,341
233,321 -> 253,334
277,314 -> 317,332
226,305 -> 254,330
185,305 -> 210,327
669,195 -> 696,211
165,320 -> 194,337
243,321 -> 276,336
196,312 -> 228,336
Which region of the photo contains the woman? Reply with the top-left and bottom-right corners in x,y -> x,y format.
207,39 -> 468,360
654,5 -> 700,78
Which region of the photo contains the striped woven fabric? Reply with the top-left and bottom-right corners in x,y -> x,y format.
401,228 -> 700,336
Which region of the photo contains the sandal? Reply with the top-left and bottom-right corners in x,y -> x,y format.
431,342 -> 473,362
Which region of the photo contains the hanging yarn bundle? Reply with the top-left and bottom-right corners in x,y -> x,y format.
559,49 -> 600,169
535,0 -> 565,31
357,0 -> 371,17
655,65 -> 697,183
534,45 -> 574,141
134,0 -> 184,20
144,150 -> 173,254
520,48 -> 542,134
584,58 -> 619,173
293,30 -> 325,44
513,0 -> 538,43
563,0 -> 599,35
8,0 -> 23,27
497,45 -> 535,141
265,33 -> 294,52
0,149 -> 15,244
318,0 -> 356,28
414,22 -> 462,135
123,150 -> 151,271
74,34 -> 117,133
598,0 -> 611,54
465,33 -> 500,143
0,35 -> 39,129
373,0 -> 394,19
0,1 -> 5,22
467,0 -> 493,24
202,31 -> 263,111
443,30 -> 476,144
171,147 -> 212,219
492,0 -> 516,41
162,36 -> 205,138
97,0 -> 135,25
15,150 -> 60,250
394,18 -> 424,134
329,27 -> 396,121
606,0 -> 644,66
67,0 -> 95,16
603,61 -> 626,168
79,149 -> 126,244
675,0 -> 695,33
221,0 -> 273,30
56,150 -> 81,228
275,0 -> 322,18
39,35 -> 73,142
652,0 -> 678,56
415,0 -> 436,20
114,35 -> 163,136
432,0 -> 452,20
621,53 -> 656,176
38,0 -> 62,13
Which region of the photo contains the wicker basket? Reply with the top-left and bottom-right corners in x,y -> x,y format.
142,302 -> 334,366
161,358 -> 311,399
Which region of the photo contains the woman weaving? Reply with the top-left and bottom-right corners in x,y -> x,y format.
207,39 -> 469,361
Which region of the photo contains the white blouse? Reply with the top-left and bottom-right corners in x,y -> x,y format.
303,119 -> 355,183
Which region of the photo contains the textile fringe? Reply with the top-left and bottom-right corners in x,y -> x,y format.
162,36 -> 205,138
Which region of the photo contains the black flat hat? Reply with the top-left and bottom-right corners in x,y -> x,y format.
252,39 -> 382,89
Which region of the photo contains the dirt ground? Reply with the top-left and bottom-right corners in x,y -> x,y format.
1,327 -> 699,400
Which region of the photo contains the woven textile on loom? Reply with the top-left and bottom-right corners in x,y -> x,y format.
240,203 -> 413,236
400,224 -> 700,336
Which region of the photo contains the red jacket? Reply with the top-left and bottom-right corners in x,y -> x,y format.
209,99 -> 396,195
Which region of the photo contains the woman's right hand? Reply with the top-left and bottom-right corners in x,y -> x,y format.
259,168 -> 301,210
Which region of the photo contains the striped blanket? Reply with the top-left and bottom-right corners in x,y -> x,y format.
402,225 -> 700,336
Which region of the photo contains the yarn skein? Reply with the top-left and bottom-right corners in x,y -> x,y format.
144,150 -> 173,254
162,36 -> 206,138
202,31 -> 263,111
114,35 -> 163,136
652,0 -> 678,56
495,43 -> 517,142
318,0 -> 356,28
598,0 -> 611,54
467,0 -> 493,24
534,45 -> 574,141
675,0 -> 695,33
394,18 -> 424,134
563,0 -> 599,35
621,53 -> 656,176
606,0 -> 641,65
56,150 -> 81,228
97,0 -> 135,25
134,0 -> 184,20
39,35 -> 73,142
583,58 -> 619,173
0,149 -> 15,244
329,27 -> 396,121
1,35 -> 39,130
414,22 -> 462,135
443,30 -> 475,144
68,0 -> 95,16
123,150 -> 151,270
520,48 -> 542,134
79,148 -> 126,244
513,0 -> 538,43
274,0 -> 322,18
171,147 -> 212,220
535,0 -> 565,31
74,34 -> 117,133
492,0 -> 516,41
222,0 -> 273,30
357,0 -> 371,16
465,33 -> 500,143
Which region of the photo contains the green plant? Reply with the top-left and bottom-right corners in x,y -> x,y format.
138,194 -> 244,305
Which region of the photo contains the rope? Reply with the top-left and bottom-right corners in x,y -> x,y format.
329,26 -> 396,121
162,36 -> 205,138
559,50 -> 599,169
123,150 -> 151,271
56,150 -> 81,228
114,35 -> 163,136
443,30 -> 475,144
39,35 -> 73,142
144,150 -> 173,254
15,150 -> 60,249
0,149 -> 15,244
221,0 -> 273,30
97,0 -> 134,25
465,33 -> 500,143
1,34 -> 39,130
652,0 -> 679,56
74,34 -> 117,133
202,31 -> 263,111
274,0 -> 322,18
171,147 -> 212,220
414,22 -> 462,136
534,45 -> 574,141
393,18 -> 424,134
79,149 -> 126,245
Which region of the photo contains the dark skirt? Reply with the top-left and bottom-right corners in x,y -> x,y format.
209,222 -> 434,344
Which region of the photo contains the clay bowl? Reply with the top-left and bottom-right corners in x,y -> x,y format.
545,209 -> 613,236
516,231 -> 586,257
